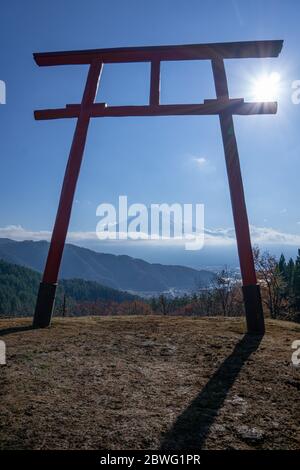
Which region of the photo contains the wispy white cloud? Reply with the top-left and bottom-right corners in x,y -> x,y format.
1,224 -> 300,248
189,154 -> 215,174
205,225 -> 300,247
250,225 -> 300,246
194,157 -> 207,166
0,225 -> 98,243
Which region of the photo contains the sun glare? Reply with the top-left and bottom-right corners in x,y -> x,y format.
251,72 -> 281,102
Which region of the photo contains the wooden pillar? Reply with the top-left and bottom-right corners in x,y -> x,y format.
33,61 -> 103,328
150,60 -> 160,106
211,58 -> 265,334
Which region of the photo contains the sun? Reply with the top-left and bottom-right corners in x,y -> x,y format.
251,72 -> 281,102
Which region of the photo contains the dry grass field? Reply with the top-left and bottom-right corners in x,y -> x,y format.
0,315 -> 299,450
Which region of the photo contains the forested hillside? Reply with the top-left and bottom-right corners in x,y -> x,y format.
0,259 -> 136,316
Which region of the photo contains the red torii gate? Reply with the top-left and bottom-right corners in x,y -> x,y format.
32,40 -> 283,333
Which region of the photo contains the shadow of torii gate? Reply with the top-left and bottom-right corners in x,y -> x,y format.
32,40 -> 283,333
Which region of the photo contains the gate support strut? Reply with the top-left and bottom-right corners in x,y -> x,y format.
33,61 -> 102,328
212,59 -> 265,334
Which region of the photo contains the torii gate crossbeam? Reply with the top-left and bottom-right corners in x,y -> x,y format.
32,40 -> 283,333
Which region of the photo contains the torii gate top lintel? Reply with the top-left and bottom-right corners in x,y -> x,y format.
33,39 -> 283,65
33,40 -> 283,120
32,39 -> 283,334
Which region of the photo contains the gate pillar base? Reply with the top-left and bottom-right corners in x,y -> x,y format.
242,284 -> 265,335
33,282 -> 57,328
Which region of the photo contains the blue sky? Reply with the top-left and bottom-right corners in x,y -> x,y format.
0,0 -> 300,267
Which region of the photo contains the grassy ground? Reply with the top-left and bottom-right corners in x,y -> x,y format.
0,315 -> 299,450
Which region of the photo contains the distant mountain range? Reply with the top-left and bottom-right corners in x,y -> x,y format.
0,238 -> 215,293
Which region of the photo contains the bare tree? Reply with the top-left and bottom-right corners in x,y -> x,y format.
214,266 -> 241,316
253,246 -> 286,318
158,294 -> 168,315
62,294 -> 67,317
199,289 -> 215,316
